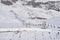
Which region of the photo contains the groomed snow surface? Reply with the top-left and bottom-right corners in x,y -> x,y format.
0,28 -> 60,40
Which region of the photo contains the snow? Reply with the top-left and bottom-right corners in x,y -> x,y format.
0,0 -> 60,28
0,0 -> 60,40
0,28 -> 60,40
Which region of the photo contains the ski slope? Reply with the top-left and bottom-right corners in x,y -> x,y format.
0,0 -> 60,28
0,28 -> 60,40
0,0 -> 60,40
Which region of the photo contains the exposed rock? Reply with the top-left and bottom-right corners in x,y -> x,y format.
1,0 -> 18,5
1,1 -> 13,5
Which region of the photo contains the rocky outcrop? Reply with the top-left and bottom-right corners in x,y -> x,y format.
1,0 -> 18,5
23,0 -> 60,12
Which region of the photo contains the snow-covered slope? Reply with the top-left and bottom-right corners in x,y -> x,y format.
0,0 -> 60,28
0,0 -> 60,40
0,28 -> 60,40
